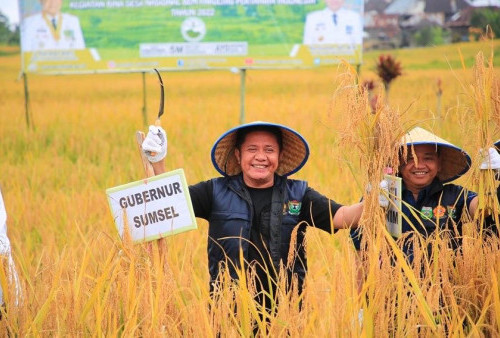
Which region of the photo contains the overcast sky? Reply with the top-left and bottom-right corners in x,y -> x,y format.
0,1 -> 20,26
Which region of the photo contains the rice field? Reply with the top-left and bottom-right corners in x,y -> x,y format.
0,40 -> 500,336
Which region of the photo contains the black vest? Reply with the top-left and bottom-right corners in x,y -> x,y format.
208,175 -> 308,290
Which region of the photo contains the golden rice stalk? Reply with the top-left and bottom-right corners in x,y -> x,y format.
150,239 -> 166,328
28,251 -> 67,335
0,256 -> 10,314
78,248 -> 118,324
383,230 -> 438,331
338,69 -> 405,254
492,265 -> 500,332
72,245 -> 91,325
464,50 -> 500,230
337,64 -> 442,332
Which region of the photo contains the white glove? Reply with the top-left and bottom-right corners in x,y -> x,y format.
366,180 -> 390,208
142,125 -> 167,163
479,147 -> 500,170
379,179 -> 390,208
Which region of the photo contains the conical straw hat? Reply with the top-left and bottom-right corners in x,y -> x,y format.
211,121 -> 309,177
401,127 -> 471,183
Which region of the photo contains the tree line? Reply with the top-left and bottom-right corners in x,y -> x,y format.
0,11 -> 19,46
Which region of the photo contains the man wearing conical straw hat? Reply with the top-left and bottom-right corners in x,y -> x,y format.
351,127 -> 500,261
142,121 -> 364,317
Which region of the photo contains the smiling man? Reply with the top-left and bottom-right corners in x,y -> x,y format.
234,129 -> 281,188
400,144 -> 442,198
397,128 -> 478,237
141,121 -> 364,325
351,127 -> 500,262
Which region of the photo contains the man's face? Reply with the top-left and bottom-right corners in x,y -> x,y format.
325,0 -> 344,12
234,130 -> 281,188
399,144 -> 441,194
41,0 -> 62,16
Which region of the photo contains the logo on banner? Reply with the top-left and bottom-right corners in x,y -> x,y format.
181,17 -> 206,42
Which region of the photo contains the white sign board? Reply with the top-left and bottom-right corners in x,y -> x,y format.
106,169 -> 197,243
385,174 -> 402,238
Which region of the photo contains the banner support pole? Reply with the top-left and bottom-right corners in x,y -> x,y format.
22,72 -> 32,129
239,68 -> 246,124
142,71 -> 148,127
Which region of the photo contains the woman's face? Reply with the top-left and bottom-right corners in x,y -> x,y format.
235,130 -> 281,188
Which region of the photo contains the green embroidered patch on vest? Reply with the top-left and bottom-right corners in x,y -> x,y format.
421,206 -> 433,220
288,200 -> 301,215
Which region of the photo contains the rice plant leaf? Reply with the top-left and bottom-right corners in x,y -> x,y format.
458,48 -> 466,70
491,268 -> 500,331
0,256 -> 9,310
382,230 -> 437,331
79,249 -> 117,323
28,252 -> 67,335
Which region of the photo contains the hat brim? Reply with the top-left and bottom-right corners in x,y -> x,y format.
211,121 -> 310,177
402,127 -> 471,183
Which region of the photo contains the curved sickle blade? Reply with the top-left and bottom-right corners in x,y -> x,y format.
154,68 -> 165,120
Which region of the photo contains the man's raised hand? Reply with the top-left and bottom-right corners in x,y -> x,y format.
142,125 -> 167,163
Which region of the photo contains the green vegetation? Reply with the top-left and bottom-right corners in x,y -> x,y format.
414,26 -> 450,47
363,41 -> 500,70
0,12 -> 19,46
470,8 -> 500,39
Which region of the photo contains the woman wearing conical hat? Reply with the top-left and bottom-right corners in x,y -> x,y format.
351,127 -> 500,262
141,121 -> 364,319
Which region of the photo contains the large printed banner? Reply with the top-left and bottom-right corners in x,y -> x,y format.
19,0 -> 363,74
